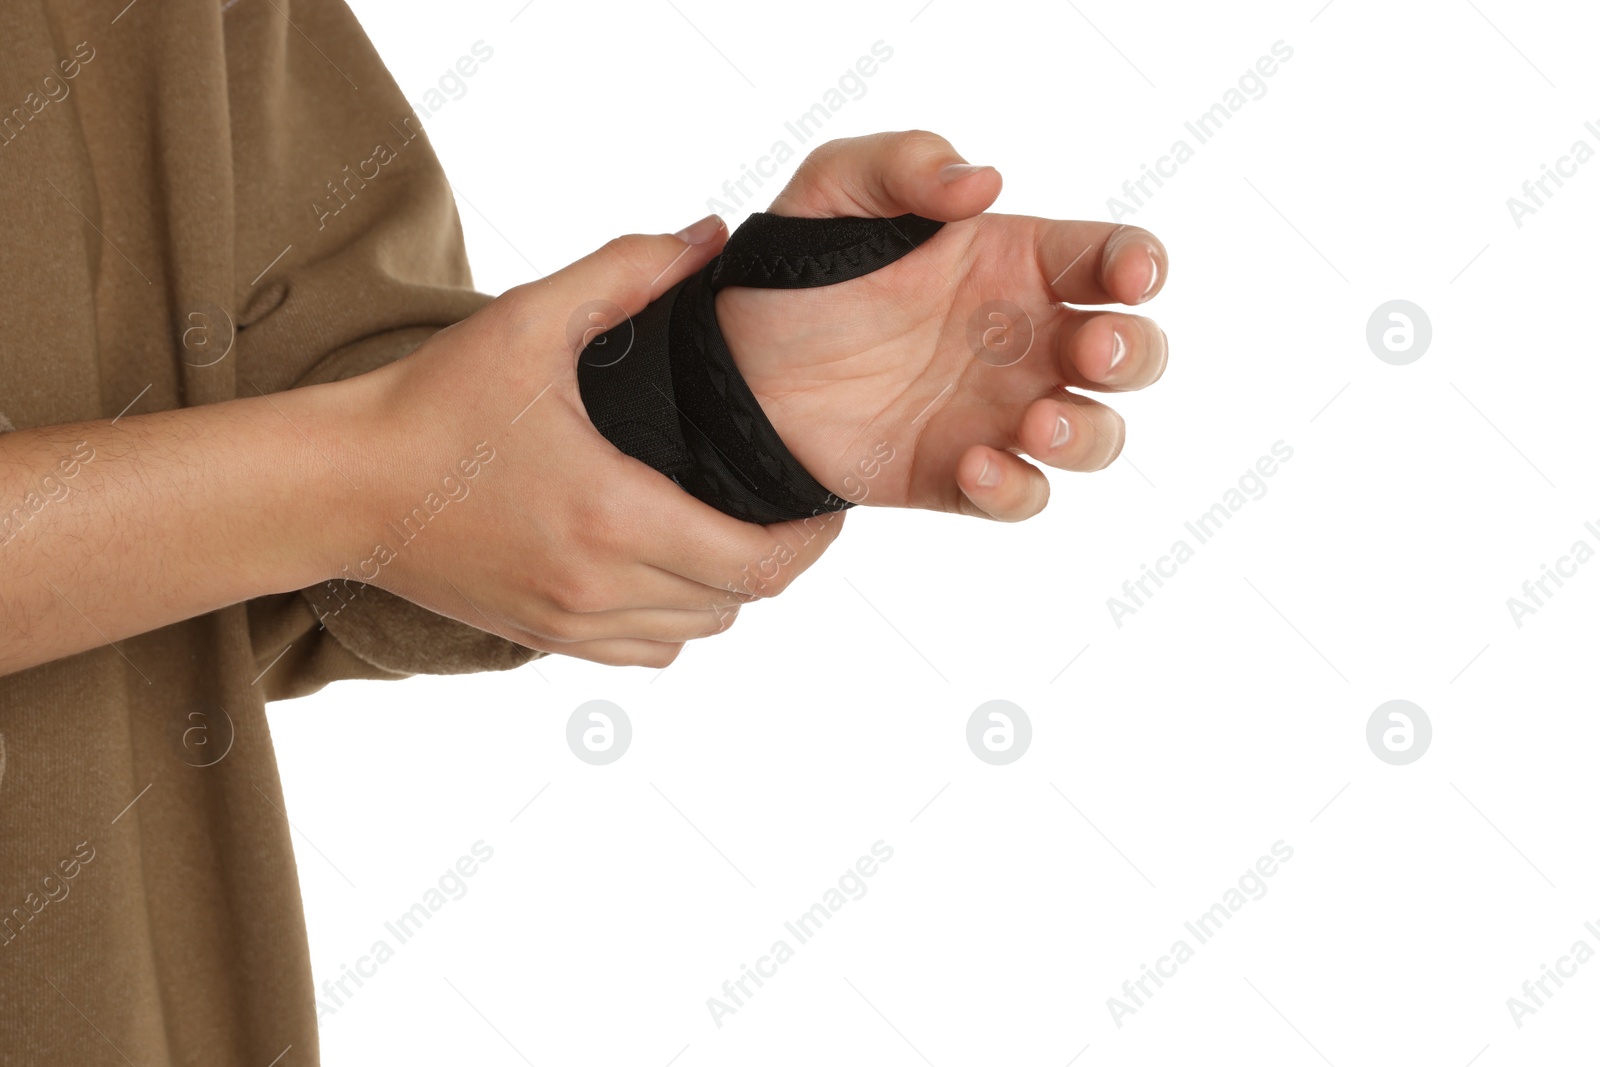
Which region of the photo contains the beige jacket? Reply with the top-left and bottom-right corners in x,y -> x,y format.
0,2 -> 535,1062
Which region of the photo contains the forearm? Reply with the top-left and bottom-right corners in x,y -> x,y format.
0,380 -> 364,677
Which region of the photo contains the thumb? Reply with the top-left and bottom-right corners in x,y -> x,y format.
545,215 -> 729,359
769,129 -> 1002,222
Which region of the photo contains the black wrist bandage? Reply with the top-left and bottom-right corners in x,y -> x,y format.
577,212 -> 944,524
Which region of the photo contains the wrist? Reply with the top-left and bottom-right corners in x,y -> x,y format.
243,373 -> 385,594
716,289 -> 843,498
304,360 -> 506,598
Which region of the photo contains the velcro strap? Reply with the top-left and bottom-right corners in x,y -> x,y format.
578,212 -> 943,524
710,212 -> 945,291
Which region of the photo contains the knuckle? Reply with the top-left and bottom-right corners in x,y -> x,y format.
599,233 -> 641,258
551,572 -> 611,616
759,567 -> 797,598
482,288 -> 551,349
892,128 -> 945,153
727,533 -> 809,598
490,284 -> 534,323
727,565 -> 780,600
530,609 -> 583,643
599,233 -> 658,278
542,575 -> 581,614
583,485 -> 632,546
766,545 -> 808,593
806,136 -> 853,166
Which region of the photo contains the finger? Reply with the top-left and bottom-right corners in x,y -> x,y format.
640,566 -> 762,610
1014,392 -> 1126,473
755,507 -> 848,589
522,219 -> 731,347
540,638 -> 686,669
644,493 -> 848,596
1035,219 -> 1168,306
768,129 -> 1002,222
525,604 -> 738,645
1053,311 -> 1169,392
422,602 -> 689,669
566,564 -> 757,613
592,450 -> 806,590
955,445 -> 1050,522
705,507 -> 847,598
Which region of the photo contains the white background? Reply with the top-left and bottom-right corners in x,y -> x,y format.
267,1 -> 1600,1064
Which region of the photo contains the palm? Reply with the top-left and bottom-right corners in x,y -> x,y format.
708,131 -> 1166,522
720,213 -> 1061,512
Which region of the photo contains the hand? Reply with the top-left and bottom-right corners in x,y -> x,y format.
342,227 -> 842,667
715,130 -> 1170,520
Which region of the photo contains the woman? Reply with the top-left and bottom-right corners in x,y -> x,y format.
0,0 -> 1168,1061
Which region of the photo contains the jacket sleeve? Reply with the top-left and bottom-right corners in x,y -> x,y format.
222,0 -> 542,699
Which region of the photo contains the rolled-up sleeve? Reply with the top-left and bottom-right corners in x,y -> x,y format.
219,0 -> 542,697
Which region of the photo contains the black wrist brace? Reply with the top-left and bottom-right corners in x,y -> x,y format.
577,212 -> 944,524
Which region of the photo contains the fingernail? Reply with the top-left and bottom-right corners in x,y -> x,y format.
938,162 -> 988,185
1051,414 -> 1073,450
976,458 -> 1001,488
1107,329 -> 1129,374
1137,246 -> 1162,302
674,214 -> 723,245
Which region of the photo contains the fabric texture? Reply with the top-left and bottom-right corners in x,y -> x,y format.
578,212 -> 943,523
0,2 -> 538,1063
